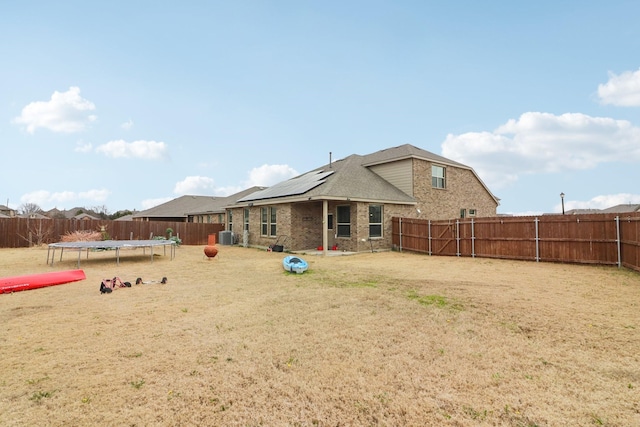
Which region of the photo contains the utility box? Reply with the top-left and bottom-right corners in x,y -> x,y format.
219,230 -> 233,245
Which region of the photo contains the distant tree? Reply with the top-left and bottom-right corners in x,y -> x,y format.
19,203 -> 43,215
110,210 -> 133,220
92,205 -> 110,220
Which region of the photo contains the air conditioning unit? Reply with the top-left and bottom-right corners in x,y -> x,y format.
219,230 -> 233,245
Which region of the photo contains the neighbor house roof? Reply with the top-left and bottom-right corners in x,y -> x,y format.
235,144 -> 497,205
134,187 -> 267,219
600,204 -> 640,213
188,186 -> 268,215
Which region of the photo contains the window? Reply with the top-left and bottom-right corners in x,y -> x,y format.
432,165 -> 446,189
244,208 -> 249,231
369,205 -> 383,237
460,209 -> 466,218
468,209 -> 477,217
261,207 -> 277,236
327,213 -> 334,230
337,205 -> 351,237
270,207 -> 277,236
228,210 -> 233,230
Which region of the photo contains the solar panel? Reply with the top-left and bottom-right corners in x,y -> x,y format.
238,170 -> 334,202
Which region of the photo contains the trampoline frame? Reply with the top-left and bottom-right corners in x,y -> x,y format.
47,239 -> 176,267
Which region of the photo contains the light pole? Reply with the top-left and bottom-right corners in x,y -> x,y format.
560,192 -> 565,215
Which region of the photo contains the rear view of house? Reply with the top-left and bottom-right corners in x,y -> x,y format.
225,144 -> 499,253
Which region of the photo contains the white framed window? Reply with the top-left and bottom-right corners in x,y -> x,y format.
460,209 -> 466,218
244,208 -> 249,231
228,210 -> 233,229
432,165 -> 446,189
369,205 -> 383,238
468,209 -> 477,217
336,205 -> 351,237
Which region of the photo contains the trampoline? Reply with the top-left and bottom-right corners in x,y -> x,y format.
47,239 -> 176,267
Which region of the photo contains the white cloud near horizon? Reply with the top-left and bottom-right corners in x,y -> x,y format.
173,176 -> 216,195
244,164 -> 299,187
598,68 -> 640,106
13,86 -> 97,134
95,139 -> 168,160
140,197 -> 173,210
442,112 -> 640,190
20,188 -> 111,209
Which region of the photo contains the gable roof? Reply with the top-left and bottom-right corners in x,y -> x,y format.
134,187 -> 267,219
361,143 -> 468,169
600,204 -> 640,213
237,153 -> 416,205
236,144 -> 497,205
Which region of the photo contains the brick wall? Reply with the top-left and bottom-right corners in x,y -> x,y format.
412,159 -> 498,220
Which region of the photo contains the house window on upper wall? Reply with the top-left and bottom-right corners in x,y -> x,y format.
468,209 -> 477,217
261,207 -> 277,236
336,205 -> 351,237
244,208 -> 249,231
432,165 -> 446,189
228,210 -> 233,230
369,205 -> 383,238
460,209 -> 466,218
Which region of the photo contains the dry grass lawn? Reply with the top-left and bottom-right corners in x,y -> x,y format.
1,245 -> 639,426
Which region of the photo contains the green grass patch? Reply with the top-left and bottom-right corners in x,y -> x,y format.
407,290 -> 462,310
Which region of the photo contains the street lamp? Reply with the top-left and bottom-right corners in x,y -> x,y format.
560,192 -> 565,215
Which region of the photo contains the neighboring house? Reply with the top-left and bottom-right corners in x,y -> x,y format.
132,187 -> 266,223
73,212 -> 101,221
187,187 -> 266,224
600,204 -> 640,214
133,195 -> 225,222
225,144 -> 499,253
19,212 -> 50,219
0,205 -> 16,218
564,204 -> 640,215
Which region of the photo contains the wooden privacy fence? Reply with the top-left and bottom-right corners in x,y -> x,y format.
0,218 -> 226,248
392,213 -> 640,272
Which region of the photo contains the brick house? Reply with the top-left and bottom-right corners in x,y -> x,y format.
225,144 -> 499,253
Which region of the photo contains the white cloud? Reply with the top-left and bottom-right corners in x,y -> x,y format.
442,112 -> 640,189
121,119 -> 134,130
141,197 -> 173,210
244,164 -> 299,187
597,68 -> 640,106
173,176 -> 216,195
13,86 -> 97,134
20,188 -> 110,209
563,193 -> 640,212
74,141 -> 93,153
95,139 -> 168,160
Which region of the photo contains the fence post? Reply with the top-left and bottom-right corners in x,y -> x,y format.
399,218 -> 402,253
535,217 -> 540,262
428,220 -> 432,256
456,219 -> 460,257
471,219 -> 475,258
616,216 -> 621,268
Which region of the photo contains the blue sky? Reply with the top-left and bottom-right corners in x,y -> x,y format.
2,1 -> 640,215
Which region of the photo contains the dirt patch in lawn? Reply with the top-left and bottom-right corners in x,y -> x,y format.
1,245 -> 639,426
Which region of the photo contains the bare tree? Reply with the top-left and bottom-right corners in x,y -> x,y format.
18,202 -> 43,215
